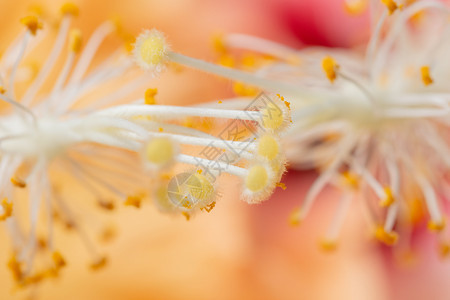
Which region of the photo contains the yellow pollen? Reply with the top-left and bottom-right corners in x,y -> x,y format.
98,199 -> 115,211
375,226 -> 398,245
257,134 -> 279,160
145,88 -> 158,105
200,201 -> 216,213
11,176 -> 26,188
145,137 -> 174,165
0,198 -> 13,221
288,208 -> 302,226
276,182 -> 287,190
344,0 -> 368,16
125,195 -> 142,208
61,3 -> 79,16
218,100 -> 222,104
245,165 -> 268,192
428,219 -> 446,232
381,0 -> 398,15
380,187 -> 395,207
69,29 -> 83,53
90,256 -> 108,271
322,56 -> 339,83
182,212 -> 191,221
20,15 -> 43,35
52,251 -> 67,270
319,239 -> 338,252
159,127 -> 163,132
420,65 -> 433,86
0,86 -> 5,94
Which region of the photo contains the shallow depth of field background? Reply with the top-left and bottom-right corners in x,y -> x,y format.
0,0 -> 449,299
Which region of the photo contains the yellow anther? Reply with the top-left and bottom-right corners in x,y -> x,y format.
319,239 -> 338,252
260,102 -> 284,131
211,33 -> 227,54
288,208 -> 302,226
381,0 -> 398,15
61,3 -> 79,16
0,198 -> 13,221
232,82 -> 259,97
145,88 -> 158,105
197,169 -> 203,174
98,199 -> 115,211
125,195 -> 142,208
218,54 -> 235,68
380,187 -> 395,207
218,100 -> 222,104
245,165 -> 269,192
428,219 -> 446,232
159,127 -> 163,132
89,256 -> 108,271
52,251 -> 67,270
134,29 -> 169,72
11,176 -> 26,188
344,0 -> 368,16
145,137 -> 175,166
7,255 -> 23,282
342,171 -> 359,189
375,226 -> 398,245
420,65 -> 433,86
276,182 -> 287,190
20,16 -> 43,35
0,86 -> 6,94
257,134 -> 279,160
187,173 -> 214,201
69,29 -> 83,53
322,56 -> 339,83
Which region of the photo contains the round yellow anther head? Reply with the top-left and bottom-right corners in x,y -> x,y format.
260,102 -> 284,131
322,56 -> 339,83
245,165 -> 269,192
187,173 -> 214,202
375,226 -> 398,246
133,29 -> 169,74
61,3 -> 79,16
145,137 -> 175,166
257,134 -> 279,160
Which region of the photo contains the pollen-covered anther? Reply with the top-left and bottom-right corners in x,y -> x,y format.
375,226 -> 398,246
257,134 -> 280,160
69,29 -> 83,53
420,65 -> 433,86
7,255 -> 23,282
133,29 -> 170,75
381,0 -> 399,15
125,195 -> 142,208
20,15 -> 43,35
243,164 -> 275,203
260,100 -> 290,132
0,86 -> 6,94
145,88 -> 158,105
380,187 -> 395,207
322,56 -> 339,83
428,219 -> 446,232
11,176 -> 26,188
98,199 -> 115,211
0,198 -> 13,221
61,2 -> 79,16
439,242 -> 450,258
143,137 -> 176,169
